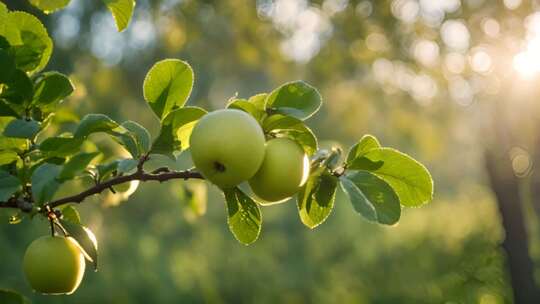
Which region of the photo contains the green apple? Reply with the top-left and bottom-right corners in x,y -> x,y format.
23,236 -> 86,295
249,138 -> 310,202
189,109 -> 266,188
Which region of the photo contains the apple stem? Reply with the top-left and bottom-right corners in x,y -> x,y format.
49,219 -> 55,237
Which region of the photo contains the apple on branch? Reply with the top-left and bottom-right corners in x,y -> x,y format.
189,109 -> 266,189
249,138 -> 310,202
23,236 -> 86,295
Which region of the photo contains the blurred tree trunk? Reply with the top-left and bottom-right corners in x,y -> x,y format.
531,135 -> 540,217
486,150 -> 540,303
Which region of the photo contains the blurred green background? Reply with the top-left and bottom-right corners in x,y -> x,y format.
4,0 -> 540,302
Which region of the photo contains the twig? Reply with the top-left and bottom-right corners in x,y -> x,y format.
47,169 -> 203,208
0,169 -> 204,212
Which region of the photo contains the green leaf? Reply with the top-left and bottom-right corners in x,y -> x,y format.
0,99 -> 19,117
40,136 -> 83,157
0,3 -> 8,33
0,6 -> 18,49
0,36 -> 8,50
32,72 -> 74,106
117,158 -> 138,173
0,118 -> 28,152
347,134 -> 381,164
29,0 -> 71,13
151,106 -> 206,158
41,157 -> 66,165
0,150 -> 18,165
0,69 -> 33,105
2,11 -> 52,74
31,163 -> 61,204
0,135 -> 28,152
3,119 -> 40,139
123,121 -> 151,153
347,148 -> 433,207
0,48 -> 16,83
114,132 -> 137,159
61,205 -> 81,225
103,0 -> 135,32
266,81 -> 322,120
340,171 -> 401,225
59,219 -> 98,270
248,93 -> 267,111
59,152 -> 99,180
227,99 -> 265,122
74,114 -> 119,138
0,289 -> 30,304
143,59 -> 194,120
297,169 -> 338,229
262,114 -> 318,155
223,187 -> 262,245
340,175 -> 376,222
115,121 -> 151,158
96,161 -> 119,181
0,170 -> 21,201
9,37 -> 45,73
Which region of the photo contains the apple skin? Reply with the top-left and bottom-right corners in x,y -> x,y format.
189,109 -> 266,188
23,236 -> 86,295
249,138 -> 310,202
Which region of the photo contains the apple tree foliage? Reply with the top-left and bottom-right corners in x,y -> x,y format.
0,0 -> 433,296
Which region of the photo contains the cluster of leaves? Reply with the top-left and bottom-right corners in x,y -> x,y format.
28,0 -> 135,31
0,0 -> 432,262
0,2 -> 137,270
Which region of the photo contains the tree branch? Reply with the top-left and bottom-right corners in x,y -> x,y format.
0,169 -> 204,212
48,169 -> 204,208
